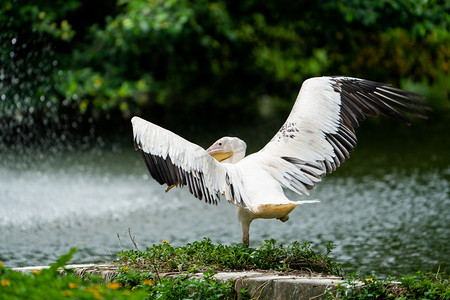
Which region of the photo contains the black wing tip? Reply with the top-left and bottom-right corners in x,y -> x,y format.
331,76 -> 431,126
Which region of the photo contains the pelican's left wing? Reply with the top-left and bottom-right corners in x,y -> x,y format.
132,117 -> 247,206
255,76 -> 430,196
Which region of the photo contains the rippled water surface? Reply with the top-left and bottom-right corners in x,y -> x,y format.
0,128 -> 449,276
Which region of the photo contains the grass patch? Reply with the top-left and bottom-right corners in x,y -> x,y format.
116,238 -> 342,276
112,268 -> 235,299
1,239 -> 447,299
111,238 -> 342,298
0,247 -> 235,300
0,238 -> 340,299
327,271 -> 449,299
0,248 -> 148,300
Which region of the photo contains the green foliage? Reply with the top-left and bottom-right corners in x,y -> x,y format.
0,247 -> 236,299
112,238 -> 342,298
400,271 -> 450,300
61,0 -> 259,123
148,270 -> 234,300
117,238 -> 343,276
0,0 -> 449,137
1,244 -> 448,299
0,248 -> 148,300
0,0 -> 79,40
328,271 -> 450,300
113,267 -> 235,299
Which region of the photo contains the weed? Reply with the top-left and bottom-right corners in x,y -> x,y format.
0,247 -> 235,299
0,248 -> 147,300
1,240 -> 447,299
327,271 -> 449,299
112,263 -> 234,299
110,238 -> 342,299
117,238 -> 343,276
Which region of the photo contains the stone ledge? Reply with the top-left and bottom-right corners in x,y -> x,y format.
13,264 -> 343,299
209,271 -> 342,300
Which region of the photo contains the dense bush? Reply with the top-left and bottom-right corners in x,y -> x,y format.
117,238 -> 342,275
0,0 -> 449,138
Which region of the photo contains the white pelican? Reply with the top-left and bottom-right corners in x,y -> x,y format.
132,76 -> 430,245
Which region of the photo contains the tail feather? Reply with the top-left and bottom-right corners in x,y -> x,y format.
294,199 -> 320,205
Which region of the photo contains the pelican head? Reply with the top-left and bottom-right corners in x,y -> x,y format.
206,137 -> 247,164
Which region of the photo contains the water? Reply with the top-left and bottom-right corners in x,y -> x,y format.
0,127 -> 449,277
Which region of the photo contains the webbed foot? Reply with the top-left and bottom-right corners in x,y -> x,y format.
277,215 -> 289,222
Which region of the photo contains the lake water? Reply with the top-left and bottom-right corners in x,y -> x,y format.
0,125 -> 449,277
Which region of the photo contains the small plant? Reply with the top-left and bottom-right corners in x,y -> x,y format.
400,270 -> 449,299
110,238 -> 342,299
2,241 -> 448,299
327,271 -> 449,299
0,248 -> 147,300
113,268 -> 235,300
117,238 -> 343,276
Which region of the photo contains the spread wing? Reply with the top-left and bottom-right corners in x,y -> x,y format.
131,117 -> 247,206
255,76 -> 430,196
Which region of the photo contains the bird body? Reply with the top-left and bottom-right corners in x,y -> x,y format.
132,76 -> 430,245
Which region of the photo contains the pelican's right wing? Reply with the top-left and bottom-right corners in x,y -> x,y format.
132,117 -> 247,206
255,76 -> 430,196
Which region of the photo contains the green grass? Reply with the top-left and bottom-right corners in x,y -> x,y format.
327,271 -> 449,300
116,238 -> 342,276
0,248 -> 148,300
112,268 -> 235,299
0,239 -> 340,299
110,238 -> 341,298
1,239 -> 448,299
0,246 -> 235,300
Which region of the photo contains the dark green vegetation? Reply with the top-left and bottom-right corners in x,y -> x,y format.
328,271 -> 449,300
113,269 -> 236,299
0,246 -> 235,300
115,238 -> 342,275
1,0 -> 449,143
1,240 -> 448,299
0,249 -> 148,300
0,239 -> 338,300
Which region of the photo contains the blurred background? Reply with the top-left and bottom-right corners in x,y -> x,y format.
0,0 -> 449,277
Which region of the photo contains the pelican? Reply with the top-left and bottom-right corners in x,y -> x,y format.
132,76 -> 430,245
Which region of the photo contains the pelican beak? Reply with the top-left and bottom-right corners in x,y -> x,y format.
206,144 -> 234,162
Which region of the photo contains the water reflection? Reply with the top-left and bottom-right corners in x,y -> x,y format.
0,138 -> 448,277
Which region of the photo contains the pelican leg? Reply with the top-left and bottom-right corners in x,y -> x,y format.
236,205 -> 252,246
242,231 -> 249,246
